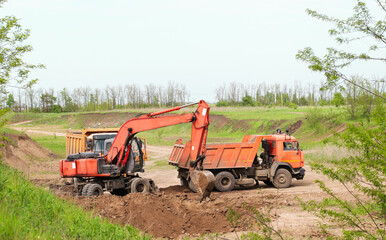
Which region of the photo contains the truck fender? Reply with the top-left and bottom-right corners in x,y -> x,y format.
269,161 -> 295,181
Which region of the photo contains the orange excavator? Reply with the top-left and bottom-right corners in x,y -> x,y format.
60,100 -> 215,201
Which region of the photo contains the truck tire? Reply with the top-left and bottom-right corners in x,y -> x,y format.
130,178 -> 150,193
188,179 -> 197,193
215,171 -> 235,192
273,168 -> 292,188
110,188 -> 128,196
86,183 -> 103,197
263,180 -> 273,186
81,183 -> 92,196
180,177 -> 188,187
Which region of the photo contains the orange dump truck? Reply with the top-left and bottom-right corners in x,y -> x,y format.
66,128 -> 120,156
169,130 -> 305,192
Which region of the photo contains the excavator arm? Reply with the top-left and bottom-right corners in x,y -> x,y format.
104,100 -> 215,200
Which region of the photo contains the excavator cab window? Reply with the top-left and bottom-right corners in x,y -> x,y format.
131,137 -> 144,172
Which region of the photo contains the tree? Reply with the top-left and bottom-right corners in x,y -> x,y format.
1,0 -> 43,128
241,94 -> 254,106
0,0 -> 44,95
331,92 -> 345,107
300,106 -> 385,239
297,1 -> 386,238
296,1 -> 386,100
5,93 -> 14,109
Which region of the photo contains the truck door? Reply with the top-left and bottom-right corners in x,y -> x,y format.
282,141 -> 302,168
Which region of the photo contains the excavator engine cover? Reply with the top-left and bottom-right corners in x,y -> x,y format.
190,170 -> 215,202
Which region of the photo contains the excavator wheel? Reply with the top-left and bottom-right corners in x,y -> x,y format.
86,183 -> 103,197
81,183 -> 92,196
130,178 -> 150,193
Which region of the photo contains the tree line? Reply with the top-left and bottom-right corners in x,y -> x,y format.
215,78 -> 385,119
1,81 -> 190,113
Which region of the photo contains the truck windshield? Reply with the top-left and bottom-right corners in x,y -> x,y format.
94,140 -> 104,153
292,141 -> 298,150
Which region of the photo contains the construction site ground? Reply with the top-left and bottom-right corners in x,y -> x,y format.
2,125 -> 353,239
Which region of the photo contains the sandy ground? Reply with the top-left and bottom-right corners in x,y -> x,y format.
5,123 -> 357,239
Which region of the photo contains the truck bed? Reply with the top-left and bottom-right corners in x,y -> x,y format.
169,135 -> 263,169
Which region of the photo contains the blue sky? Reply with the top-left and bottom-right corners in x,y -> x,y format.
1,0 -> 385,102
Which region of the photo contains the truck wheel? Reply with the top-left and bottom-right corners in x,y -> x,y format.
188,179 -> 197,193
86,183 -> 103,197
81,183 -> 92,196
110,188 -> 128,196
180,177 -> 188,187
263,180 -> 273,186
131,178 -> 150,193
273,169 -> 292,188
215,171 -> 235,192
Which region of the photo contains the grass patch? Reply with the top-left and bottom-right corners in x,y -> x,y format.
30,135 -> 66,158
0,161 -> 151,240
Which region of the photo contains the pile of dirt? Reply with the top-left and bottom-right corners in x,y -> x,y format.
0,133 -> 56,172
72,185 -> 279,239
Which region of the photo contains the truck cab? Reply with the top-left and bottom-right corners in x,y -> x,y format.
88,133 -> 118,155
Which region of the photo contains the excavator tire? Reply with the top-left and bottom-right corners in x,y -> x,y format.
215,171 -> 235,192
273,168 -> 292,188
81,183 -> 92,196
130,178 -> 150,193
86,183 -> 103,197
188,179 -> 197,193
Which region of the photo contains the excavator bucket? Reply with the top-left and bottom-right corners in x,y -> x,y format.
190,170 -> 215,202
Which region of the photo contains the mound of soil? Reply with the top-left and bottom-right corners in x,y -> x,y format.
1,133 -> 56,172
72,186 -> 276,239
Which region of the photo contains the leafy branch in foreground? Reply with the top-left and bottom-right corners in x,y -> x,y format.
296,0 -> 386,100
0,0 -> 45,95
227,191 -> 284,240
299,105 -> 385,239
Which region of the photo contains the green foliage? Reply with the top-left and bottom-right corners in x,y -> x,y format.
331,92 -> 345,107
242,94 -> 254,106
296,1 -> 385,99
0,1 -> 44,92
287,102 -> 298,109
227,203 -> 284,240
6,93 -> 14,108
300,105 -> 385,239
0,161 -> 150,240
